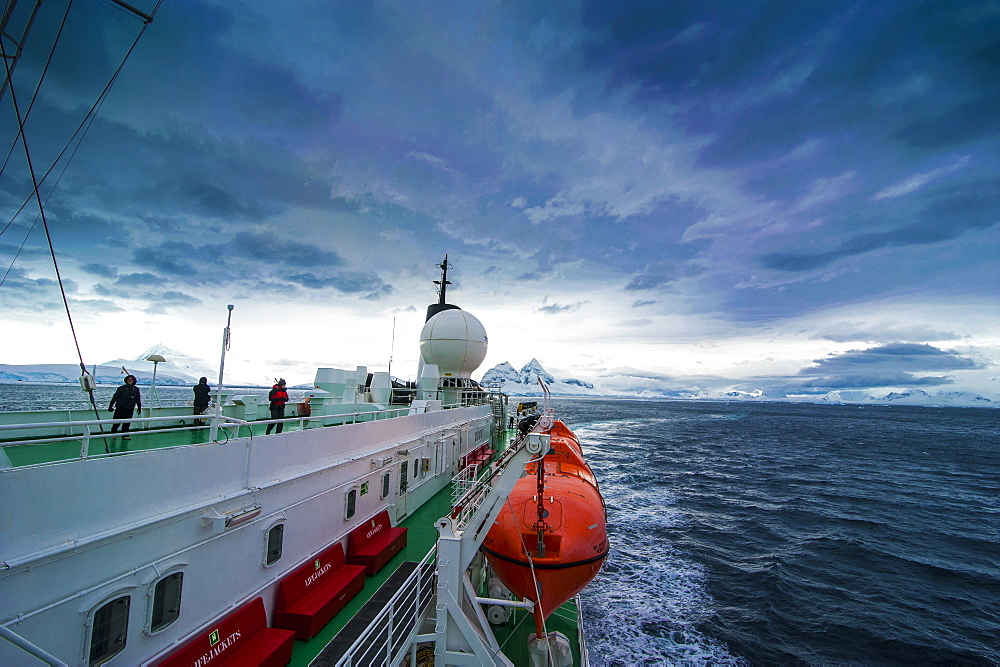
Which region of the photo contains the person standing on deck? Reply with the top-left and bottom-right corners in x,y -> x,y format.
192,377 -> 211,426
266,378 -> 289,434
109,375 -> 142,439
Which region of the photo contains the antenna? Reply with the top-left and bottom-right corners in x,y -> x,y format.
388,317 -> 396,377
433,254 -> 452,305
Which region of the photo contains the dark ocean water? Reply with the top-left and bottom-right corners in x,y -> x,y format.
553,398 -> 1000,666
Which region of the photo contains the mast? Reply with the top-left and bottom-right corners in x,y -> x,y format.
425,254 -> 460,321
434,254 -> 451,304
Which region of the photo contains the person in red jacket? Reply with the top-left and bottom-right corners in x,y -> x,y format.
266,378 -> 289,434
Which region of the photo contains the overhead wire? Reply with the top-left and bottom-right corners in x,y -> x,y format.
0,0 -> 161,450
0,0 -> 73,179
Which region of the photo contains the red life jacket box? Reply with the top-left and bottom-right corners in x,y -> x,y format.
272,542 -> 366,640
346,510 -> 408,576
155,597 -> 294,667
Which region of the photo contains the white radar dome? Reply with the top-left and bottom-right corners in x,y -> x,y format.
419,309 -> 488,378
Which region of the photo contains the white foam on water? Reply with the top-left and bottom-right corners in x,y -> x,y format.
576,431 -> 744,666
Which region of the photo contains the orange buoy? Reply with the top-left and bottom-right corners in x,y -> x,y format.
482,419 -> 608,637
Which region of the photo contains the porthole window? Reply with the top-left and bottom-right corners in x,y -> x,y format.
346,488 -> 357,519
265,523 -> 284,566
89,595 -> 130,665
381,473 -> 390,499
149,573 -> 182,634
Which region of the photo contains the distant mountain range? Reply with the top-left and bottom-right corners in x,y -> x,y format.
481,358 -> 606,396
479,360 -> 996,408
2,349 -> 994,407
0,345 -> 229,387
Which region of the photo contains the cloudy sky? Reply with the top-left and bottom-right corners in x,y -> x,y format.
1,0 -> 997,399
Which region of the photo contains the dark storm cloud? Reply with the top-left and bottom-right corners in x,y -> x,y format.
0,240 -> 48,259
146,291 -> 202,310
92,277 -> 202,311
812,323 -> 961,344
113,272 -> 161,287
760,181 -> 1000,272
805,344 -> 981,373
624,270 -> 674,291
128,234 -> 344,281
535,298 -> 589,315
286,271 -> 392,297
80,263 -> 119,279
791,343 -> 982,390
132,245 -> 196,276
227,232 -> 343,268
0,268 -> 77,296
798,373 -> 954,390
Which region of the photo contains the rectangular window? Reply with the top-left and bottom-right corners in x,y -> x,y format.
150,573 -> 182,634
399,462 -> 408,494
346,488 -> 357,519
266,524 -> 284,566
381,473 -> 390,499
90,596 -> 130,665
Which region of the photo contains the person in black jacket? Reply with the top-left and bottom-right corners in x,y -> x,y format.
266,378 -> 288,434
109,374 -> 142,439
193,377 -> 211,426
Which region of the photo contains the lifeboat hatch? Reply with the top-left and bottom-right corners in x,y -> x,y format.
519,498 -> 563,529
520,532 -> 562,558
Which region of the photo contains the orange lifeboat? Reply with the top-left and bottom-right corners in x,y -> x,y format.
482,419 -> 608,637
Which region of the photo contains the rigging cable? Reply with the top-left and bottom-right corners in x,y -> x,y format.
0,1 -> 160,451
1,1 -> 160,240
0,0 -> 73,178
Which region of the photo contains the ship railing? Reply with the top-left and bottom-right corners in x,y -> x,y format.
335,545 -> 438,667
0,624 -> 67,666
450,464 -> 493,531
451,461 -> 479,504
0,399 -> 495,466
575,594 -> 591,666
0,414 -> 247,459
448,433 -> 524,532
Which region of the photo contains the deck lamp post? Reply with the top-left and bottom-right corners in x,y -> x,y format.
146,354 -> 165,408
209,305 -> 234,442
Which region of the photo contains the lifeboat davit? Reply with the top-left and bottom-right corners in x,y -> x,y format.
482,418 -> 608,637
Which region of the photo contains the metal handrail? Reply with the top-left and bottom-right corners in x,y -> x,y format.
0,398 -> 494,465
0,624 -> 67,666
335,546 -> 438,666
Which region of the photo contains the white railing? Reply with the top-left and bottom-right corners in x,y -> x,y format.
0,398 -> 496,467
449,468 -> 493,532
0,414 -> 248,459
335,547 -> 438,666
0,624 -> 67,666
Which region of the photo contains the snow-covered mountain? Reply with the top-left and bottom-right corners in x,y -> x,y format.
480,359 -> 606,396
861,389 -> 995,407
101,344 -> 211,383
0,345 -> 218,386
0,363 -> 189,386
477,360 -> 996,407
